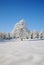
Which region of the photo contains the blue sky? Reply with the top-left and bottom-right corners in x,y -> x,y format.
0,0 -> 44,32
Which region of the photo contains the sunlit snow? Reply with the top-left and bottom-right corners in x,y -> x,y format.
0,39 -> 44,65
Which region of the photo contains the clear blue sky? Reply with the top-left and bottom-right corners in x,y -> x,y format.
0,0 -> 44,32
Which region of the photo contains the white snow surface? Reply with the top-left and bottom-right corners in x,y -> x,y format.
0,40 -> 44,65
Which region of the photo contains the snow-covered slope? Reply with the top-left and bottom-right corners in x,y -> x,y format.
0,40 -> 44,65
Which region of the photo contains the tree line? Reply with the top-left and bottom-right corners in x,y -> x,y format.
0,30 -> 44,40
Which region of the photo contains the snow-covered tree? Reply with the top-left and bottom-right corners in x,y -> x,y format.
0,32 -> 6,39
35,32 -> 39,39
39,31 -> 44,39
40,33 -> 43,39
19,28 -> 24,40
11,19 -> 28,40
8,33 -> 10,39
31,32 -> 33,39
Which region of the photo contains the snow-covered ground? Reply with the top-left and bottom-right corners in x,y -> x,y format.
0,39 -> 44,65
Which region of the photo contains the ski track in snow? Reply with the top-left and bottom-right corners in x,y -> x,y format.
0,40 -> 44,65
